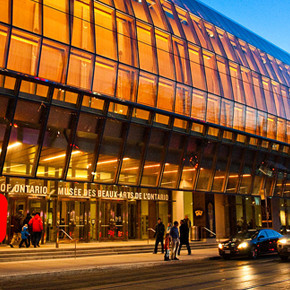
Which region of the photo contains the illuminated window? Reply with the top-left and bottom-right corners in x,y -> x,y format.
114,0 -> 134,15
228,34 -> 249,68
175,84 -> 191,116
137,72 -> 157,107
251,72 -> 267,111
7,29 -> 40,76
136,23 -> 157,73
277,118 -> 286,142
116,64 -> 138,102
216,56 -> 233,100
155,29 -> 175,80
172,37 -> 191,85
67,48 -> 94,90
156,78 -> 175,112
216,28 -> 237,62
188,44 -> 206,91
93,57 -> 117,96
94,3 -> 117,60
233,104 -> 245,131
191,89 -> 206,121
220,99 -> 233,128
281,86 -> 290,119
116,13 -> 138,66
238,40 -> 258,72
146,0 -> 168,31
38,39 -> 69,83
257,111 -> 267,137
229,62 -> 245,103
72,0 -> 94,52
13,0 -> 41,33
271,81 -> 286,118
204,24 -> 225,56
0,25 -> 9,68
245,107 -> 257,135
203,50 -> 220,95
0,0 -> 9,23
43,0 -> 69,43
131,0 -> 151,23
267,115 -> 277,140
241,67 -> 256,107
206,94 -> 220,124
262,77 -> 277,116
162,2 -> 182,37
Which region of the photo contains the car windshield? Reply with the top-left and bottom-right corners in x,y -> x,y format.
231,230 -> 258,241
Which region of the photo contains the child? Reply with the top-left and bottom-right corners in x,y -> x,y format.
164,233 -> 170,261
19,224 -> 30,248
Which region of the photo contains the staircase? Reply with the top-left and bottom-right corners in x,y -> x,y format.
0,241 -> 217,262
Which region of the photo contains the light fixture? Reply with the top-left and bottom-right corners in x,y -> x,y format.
43,150 -> 81,162
0,142 -> 21,153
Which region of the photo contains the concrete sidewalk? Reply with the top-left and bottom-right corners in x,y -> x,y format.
0,248 -> 219,280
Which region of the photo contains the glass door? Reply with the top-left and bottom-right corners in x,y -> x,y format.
100,200 -> 125,240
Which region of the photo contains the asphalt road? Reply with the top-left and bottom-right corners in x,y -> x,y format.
0,255 -> 289,290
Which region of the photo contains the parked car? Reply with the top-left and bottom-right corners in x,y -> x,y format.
218,229 -> 282,259
277,235 -> 290,261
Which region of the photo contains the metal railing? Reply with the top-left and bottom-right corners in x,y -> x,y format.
56,227 -> 77,259
203,227 -> 216,237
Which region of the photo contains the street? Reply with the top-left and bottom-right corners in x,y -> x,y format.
0,255 -> 289,290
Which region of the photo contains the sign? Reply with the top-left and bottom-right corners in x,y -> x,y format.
195,209 -> 203,217
0,194 -> 7,242
0,183 -> 169,202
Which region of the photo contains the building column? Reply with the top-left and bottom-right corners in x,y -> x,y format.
172,191 -> 184,224
214,194 -> 226,239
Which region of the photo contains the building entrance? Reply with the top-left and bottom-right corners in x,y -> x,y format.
59,200 -> 89,242
99,200 -> 126,240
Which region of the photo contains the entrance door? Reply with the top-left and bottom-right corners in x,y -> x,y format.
59,200 -> 88,241
100,200 -> 125,240
128,201 -> 136,239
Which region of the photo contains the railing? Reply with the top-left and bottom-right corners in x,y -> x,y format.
56,227 -> 77,259
202,227 -> 216,237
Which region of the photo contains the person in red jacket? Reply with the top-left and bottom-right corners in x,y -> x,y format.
29,213 -> 43,247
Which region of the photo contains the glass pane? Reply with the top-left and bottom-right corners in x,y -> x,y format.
238,40 -> 258,72
155,30 -> 175,80
216,56 -> 233,100
136,22 -> 157,74
38,39 -> 69,83
119,124 -> 146,185
0,25 -> 9,68
229,63 -> 245,104
116,13 -> 138,66
67,113 -> 100,181
179,137 -> 199,189
141,128 -> 168,186
137,72 -> 157,107
4,100 -> 42,176
241,67 -> 256,108
93,57 -> 117,96
233,103 -> 245,131
162,2 -> 181,37
7,29 -> 40,75
131,0 -> 151,23
146,0 -> 168,31
67,48 -> 94,90
82,95 -> 104,111
206,94 -> 220,125
175,84 -> 191,116
72,0 -> 94,52
196,142 -> 217,191
172,38 -> 191,85
220,99 -> 233,128
116,64 -> 138,102
20,81 -> 49,98
245,107 -> 257,135
94,119 -> 125,183
216,28 -> 237,62
161,133 -> 184,188
114,0 -> 133,15
252,72 -> 267,111
13,0 -> 40,33
203,50 -> 220,95
43,0 -> 69,43
204,24 -> 225,57
0,96 -> 11,158
156,78 -> 175,112
0,0 -> 9,23
281,86 -> 290,119
277,118 -> 286,142
52,90 -> 78,104
267,115 -> 277,140
262,78 -> 277,116
271,82 -> 286,118
94,3 -> 116,60
188,44 -> 206,91
37,107 -> 73,178
191,89 -> 206,121
190,15 -> 211,51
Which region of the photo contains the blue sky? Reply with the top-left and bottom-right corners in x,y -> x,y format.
198,0 -> 290,53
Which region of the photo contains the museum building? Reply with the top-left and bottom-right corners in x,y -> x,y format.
0,0 -> 289,243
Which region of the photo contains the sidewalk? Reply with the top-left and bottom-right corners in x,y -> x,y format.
0,248 -> 219,280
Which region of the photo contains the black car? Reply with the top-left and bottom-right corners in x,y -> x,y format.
218,229 -> 282,259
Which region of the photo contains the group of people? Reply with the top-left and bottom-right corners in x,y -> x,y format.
153,216 -> 191,261
9,210 -> 43,248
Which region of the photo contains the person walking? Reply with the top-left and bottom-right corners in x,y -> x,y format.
23,212 -> 32,247
19,224 -> 30,248
164,233 -> 170,261
178,219 -> 191,255
153,218 -> 165,254
29,212 -> 43,247
169,221 -> 180,260
9,209 -> 24,248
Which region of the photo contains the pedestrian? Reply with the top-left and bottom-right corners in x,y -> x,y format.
164,233 -> 170,261
19,224 -> 30,248
153,218 -> 165,254
169,221 -> 180,260
178,219 -> 191,255
166,222 -> 172,234
9,209 -> 24,248
29,212 -> 43,247
23,212 -> 32,247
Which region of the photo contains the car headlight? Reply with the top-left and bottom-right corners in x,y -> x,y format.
238,242 -> 249,249
218,243 -> 223,249
278,238 -> 287,244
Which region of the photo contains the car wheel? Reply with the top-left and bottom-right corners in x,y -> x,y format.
249,246 -> 258,259
280,256 -> 288,261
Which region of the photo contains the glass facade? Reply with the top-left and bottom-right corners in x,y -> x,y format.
0,0 -> 289,243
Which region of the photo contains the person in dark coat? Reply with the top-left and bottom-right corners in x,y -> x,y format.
153,218 -> 165,254
178,219 -> 191,255
23,213 -> 32,247
9,210 -> 24,248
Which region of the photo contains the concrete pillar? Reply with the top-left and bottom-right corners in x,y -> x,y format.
214,194 -> 226,239
172,191 -> 184,224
